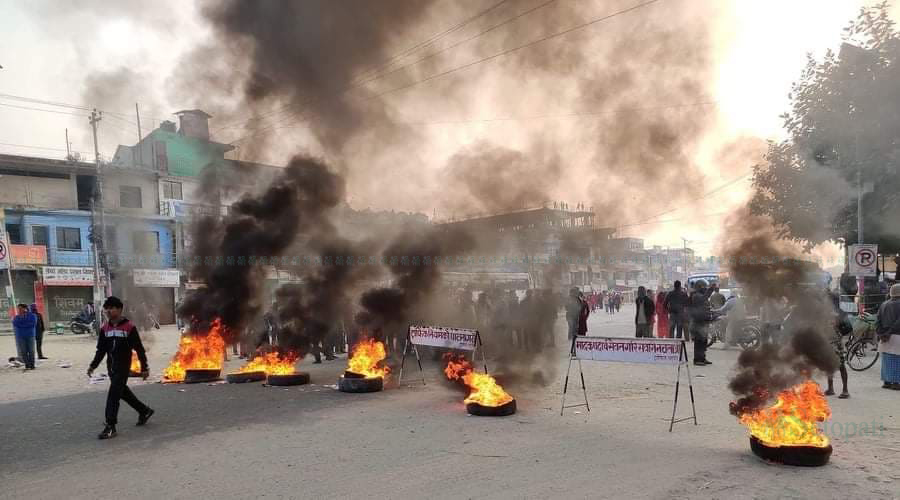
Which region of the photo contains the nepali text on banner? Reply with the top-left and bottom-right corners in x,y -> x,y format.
574,337 -> 682,365
409,325 -> 478,351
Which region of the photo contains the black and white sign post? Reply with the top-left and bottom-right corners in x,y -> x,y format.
398,325 -> 487,386
560,336 -> 698,432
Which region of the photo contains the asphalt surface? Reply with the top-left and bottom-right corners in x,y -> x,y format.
2,307 -> 898,499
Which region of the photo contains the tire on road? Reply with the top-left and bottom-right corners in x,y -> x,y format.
267,372 -> 310,386
338,375 -> 383,393
466,399 -> 517,416
226,371 -> 267,384
183,369 -> 221,384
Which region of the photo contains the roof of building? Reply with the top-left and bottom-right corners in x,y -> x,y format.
174,109 -> 212,118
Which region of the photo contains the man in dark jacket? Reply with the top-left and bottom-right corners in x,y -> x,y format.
87,296 -> 154,440
664,280 -> 690,340
635,286 -> 656,338
30,303 -> 47,360
688,280 -> 715,366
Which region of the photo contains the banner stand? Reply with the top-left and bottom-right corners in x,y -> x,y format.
668,340 -> 698,432
560,336 -> 590,416
398,325 -> 488,386
397,330 -> 427,387
560,337 -> 698,432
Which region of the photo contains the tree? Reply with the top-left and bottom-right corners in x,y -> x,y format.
750,2 -> 900,253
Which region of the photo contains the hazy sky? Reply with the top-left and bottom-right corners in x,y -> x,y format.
1,0 -> 896,260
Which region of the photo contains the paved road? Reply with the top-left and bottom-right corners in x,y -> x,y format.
2,306 -> 897,499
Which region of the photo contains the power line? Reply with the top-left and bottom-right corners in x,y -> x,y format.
215,0 -> 525,135
0,92 -> 169,121
355,0 -> 555,90
227,0 -> 662,145
0,101 -> 88,117
618,171 -> 751,230
374,0 -> 662,99
352,0 -> 514,85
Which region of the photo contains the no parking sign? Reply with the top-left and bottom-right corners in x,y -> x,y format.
849,244 -> 878,277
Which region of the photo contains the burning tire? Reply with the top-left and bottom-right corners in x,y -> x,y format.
226,371 -> 267,384
267,372 -> 310,386
466,399 -> 517,417
183,369 -> 221,384
129,371 -> 142,378
338,375 -> 383,393
749,436 -> 832,467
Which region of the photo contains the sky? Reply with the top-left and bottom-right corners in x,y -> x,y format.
0,0 -> 897,263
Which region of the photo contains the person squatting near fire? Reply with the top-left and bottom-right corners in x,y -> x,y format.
87,296 -> 155,440
12,304 -> 37,370
688,279 -> 715,366
634,286 -> 656,338
876,283 -> 900,390
664,280 -> 690,340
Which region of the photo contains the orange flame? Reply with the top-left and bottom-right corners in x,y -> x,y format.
235,351 -> 299,375
738,380 -> 831,447
444,354 -> 513,407
162,320 -> 226,382
346,338 -> 390,379
130,352 -> 141,373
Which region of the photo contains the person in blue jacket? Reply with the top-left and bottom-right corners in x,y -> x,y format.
12,303 -> 37,370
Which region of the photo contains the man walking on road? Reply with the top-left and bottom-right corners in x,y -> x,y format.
12,304 -> 37,371
664,281 -> 690,340
87,296 -> 155,440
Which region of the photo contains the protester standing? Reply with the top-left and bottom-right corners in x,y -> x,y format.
709,285 -> 726,309
876,284 -> 900,390
688,280 -> 714,366
634,286 -> 655,338
566,288 -> 582,345
30,303 -> 47,360
664,281 -> 690,340
655,290 -> 669,338
12,304 -> 37,370
88,296 -> 154,440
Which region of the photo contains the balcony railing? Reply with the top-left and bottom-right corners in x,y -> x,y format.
159,200 -> 228,218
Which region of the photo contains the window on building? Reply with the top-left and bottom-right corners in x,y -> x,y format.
162,180 -> 183,200
133,231 -> 160,254
6,224 -> 22,244
120,185 -> 142,208
32,226 -> 49,249
56,227 -> 82,251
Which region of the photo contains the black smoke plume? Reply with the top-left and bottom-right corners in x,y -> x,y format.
178,156 -> 344,342
722,212 -> 839,415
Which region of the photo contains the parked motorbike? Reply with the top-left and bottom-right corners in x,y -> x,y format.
70,313 -> 95,335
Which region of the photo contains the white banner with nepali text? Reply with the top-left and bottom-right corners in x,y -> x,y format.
409,325 -> 478,351
574,337 -> 682,365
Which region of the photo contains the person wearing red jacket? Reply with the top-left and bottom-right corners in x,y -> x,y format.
87,296 -> 155,440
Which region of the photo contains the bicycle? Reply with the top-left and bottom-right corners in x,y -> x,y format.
845,312 -> 879,372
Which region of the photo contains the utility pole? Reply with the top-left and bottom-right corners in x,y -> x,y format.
65,128 -> 71,160
89,109 -> 110,316
135,103 -> 143,166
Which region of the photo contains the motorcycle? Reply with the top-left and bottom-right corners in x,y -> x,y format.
70,311 -> 96,335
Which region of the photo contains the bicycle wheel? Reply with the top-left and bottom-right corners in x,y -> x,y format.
847,338 -> 879,371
